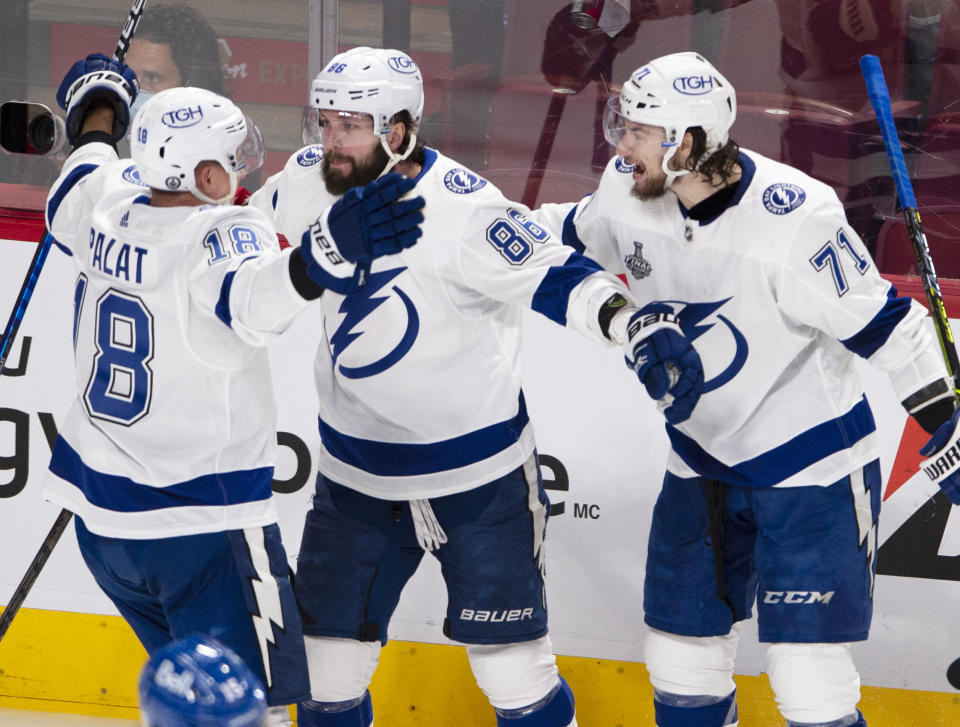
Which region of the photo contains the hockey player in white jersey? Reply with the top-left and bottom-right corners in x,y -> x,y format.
44,53 -> 424,726
535,51 -> 960,727
248,46 -> 705,727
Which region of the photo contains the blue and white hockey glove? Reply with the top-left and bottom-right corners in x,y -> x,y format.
919,408 -> 960,505
300,221 -> 371,295
56,53 -> 139,144
301,173 -> 425,294
321,172 -> 425,261
623,303 -> 704,425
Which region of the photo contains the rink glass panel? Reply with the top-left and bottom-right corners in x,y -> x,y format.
1,0 -> 958,277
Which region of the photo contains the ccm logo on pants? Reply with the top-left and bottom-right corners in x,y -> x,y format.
763,591 -> 835,605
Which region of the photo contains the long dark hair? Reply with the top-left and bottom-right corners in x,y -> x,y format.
684,127 -> 740,187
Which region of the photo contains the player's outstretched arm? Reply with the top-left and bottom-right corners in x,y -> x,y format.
298,172 -> 425,294
56,53 -> 138,145
619,301 -> 705,425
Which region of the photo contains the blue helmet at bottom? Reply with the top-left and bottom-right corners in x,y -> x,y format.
138,633 -> 267,727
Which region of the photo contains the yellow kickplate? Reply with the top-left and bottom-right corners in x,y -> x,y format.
1,608 -> 957,725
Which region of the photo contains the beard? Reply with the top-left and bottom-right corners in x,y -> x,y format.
630,162 -> 669,201
322,142 -> 391,196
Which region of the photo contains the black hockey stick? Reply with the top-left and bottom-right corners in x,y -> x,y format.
860,54 -> 960,397
0,0 -> 147,644
0,0 -> 146,377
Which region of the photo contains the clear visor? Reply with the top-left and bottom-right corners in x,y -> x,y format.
602,97 -> 627,147
236,115 -> 264,180
302,106 -> 321,145
301,107 -> 377,145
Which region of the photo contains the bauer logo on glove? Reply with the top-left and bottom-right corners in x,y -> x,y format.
621,302 -> 704,425
56,53 -> 139,144
307,221 -> 348,267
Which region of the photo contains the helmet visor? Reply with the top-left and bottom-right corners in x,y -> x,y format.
236,115 -> 263,180
302,106 -> 321,146
602,96 -> 627,147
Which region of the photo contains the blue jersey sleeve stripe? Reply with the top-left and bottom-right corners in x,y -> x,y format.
46,163 -> 98,225
214,257 -> 258,329
666,395 -> 876,487
215,270 -> 238,328
319,393 -> 529,477
49,437 -> 273,512
561,206 -> 585,253
840,286 -> 911,359
531,254 -> 604,326
272,189 -> 279,210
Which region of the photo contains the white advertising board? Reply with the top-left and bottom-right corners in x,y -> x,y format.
1,236 -> 958,691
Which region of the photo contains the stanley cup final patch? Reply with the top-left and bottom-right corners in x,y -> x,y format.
624,241 -> 652,279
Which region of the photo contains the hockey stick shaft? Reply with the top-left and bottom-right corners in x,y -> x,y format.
114,0 -> 147,64
0,229 -> 53,374
0,0 -> 147,642
0,510 -> 72,641
0,0 -> 145,377
860,54 -> 960,395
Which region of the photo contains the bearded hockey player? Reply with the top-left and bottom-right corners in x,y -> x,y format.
248,46 -> 705,727
536,51 -> 960,727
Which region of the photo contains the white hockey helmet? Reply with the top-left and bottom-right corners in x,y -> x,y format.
131,86 -> 247,204
604,52 -> 736,185
302,46 -> 424,175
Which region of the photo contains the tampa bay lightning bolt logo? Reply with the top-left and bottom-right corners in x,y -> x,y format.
669,299 -> 748,393
762,183 -> 806,215
121,165 -> 147,186
444,168 -> 487,194
330,267 -> 419,379
296,146 -> 323,167
615,157 -> 635,174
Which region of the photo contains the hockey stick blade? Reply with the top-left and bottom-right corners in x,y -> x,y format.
0,0 -> 147,645
860,54 -> 960,395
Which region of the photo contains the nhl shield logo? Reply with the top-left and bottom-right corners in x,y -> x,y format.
624,241 -> 652,279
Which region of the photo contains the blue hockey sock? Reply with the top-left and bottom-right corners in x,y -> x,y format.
297,692 -> 373,727
786,710 -> 866,727
494,676 -> 576,726
653,688 -> 738,727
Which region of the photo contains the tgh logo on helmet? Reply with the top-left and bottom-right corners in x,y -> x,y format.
388,56 -> 418,74
673,75 -> 716,95
162,105 -> 205,128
